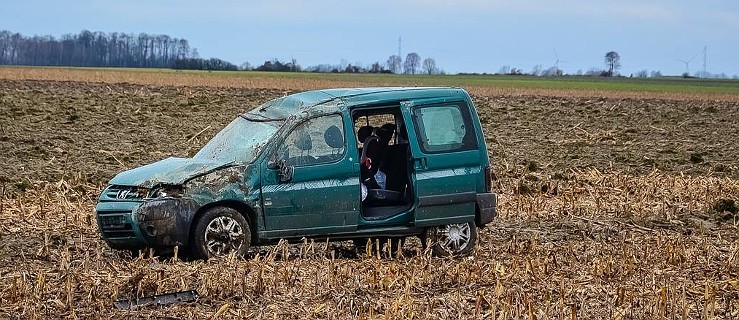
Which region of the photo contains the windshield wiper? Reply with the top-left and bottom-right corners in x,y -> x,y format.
240,114 -> 286,122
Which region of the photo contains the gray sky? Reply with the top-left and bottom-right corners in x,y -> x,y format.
4,0 -> 738,76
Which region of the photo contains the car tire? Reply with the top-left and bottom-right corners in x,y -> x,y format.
191,207 -> 251,259
424,221 -> 477,257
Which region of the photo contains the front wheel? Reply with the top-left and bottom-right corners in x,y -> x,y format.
424,221 -> 477,257
191,207 -> 251,259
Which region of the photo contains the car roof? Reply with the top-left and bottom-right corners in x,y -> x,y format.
250,87 -> 467,119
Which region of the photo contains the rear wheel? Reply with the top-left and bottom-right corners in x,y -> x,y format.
425,221 -> 477,257
191,207 -> 251,259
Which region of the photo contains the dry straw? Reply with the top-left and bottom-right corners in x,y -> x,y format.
1,169 -> 737,318
1,68 -> 738,318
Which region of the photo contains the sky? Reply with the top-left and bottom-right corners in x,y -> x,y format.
3,0 -> 739,76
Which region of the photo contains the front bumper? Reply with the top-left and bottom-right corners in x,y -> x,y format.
475,192 -> 497,227
96,198 -> 198,250
96,201 -> 147,249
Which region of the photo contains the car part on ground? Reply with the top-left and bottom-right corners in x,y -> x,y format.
114,290 -> 199,309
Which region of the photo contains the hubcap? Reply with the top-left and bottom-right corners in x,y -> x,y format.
204,216 -> 245,257
434,223 -> 471,253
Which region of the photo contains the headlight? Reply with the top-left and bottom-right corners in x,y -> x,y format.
150,185 -> 183,198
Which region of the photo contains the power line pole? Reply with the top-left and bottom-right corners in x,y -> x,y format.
702,46 -> 707,79
398,36 -> 402,60
397,36 -> 402,74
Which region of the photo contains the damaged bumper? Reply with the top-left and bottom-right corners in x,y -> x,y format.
134,198 -> 198,247
475,192 -> 497,227
96,196 -> 199,249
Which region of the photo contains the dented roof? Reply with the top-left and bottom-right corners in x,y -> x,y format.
250,87 -> 465,119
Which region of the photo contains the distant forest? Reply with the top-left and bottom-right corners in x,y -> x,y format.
0,30 -> 447,74
0,30 -> 236,70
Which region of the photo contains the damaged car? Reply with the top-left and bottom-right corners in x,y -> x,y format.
95,87 -> 497,259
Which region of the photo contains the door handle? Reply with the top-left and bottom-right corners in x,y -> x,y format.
413,157 -> 428,170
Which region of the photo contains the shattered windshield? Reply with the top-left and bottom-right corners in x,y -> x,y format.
194,116 -> 283,163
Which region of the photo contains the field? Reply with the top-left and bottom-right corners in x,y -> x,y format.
1,66 -> 739,318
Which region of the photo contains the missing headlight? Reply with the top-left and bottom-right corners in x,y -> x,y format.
150,185 -> 184,198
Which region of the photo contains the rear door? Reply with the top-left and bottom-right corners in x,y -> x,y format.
401,100 -> 482,227
260,113 -> 360,238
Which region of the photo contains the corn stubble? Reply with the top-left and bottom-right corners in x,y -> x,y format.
1,70 -> 738,318
0,169 -> 736,319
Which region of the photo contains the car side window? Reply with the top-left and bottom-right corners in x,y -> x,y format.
412,103 -> 477,153
281,114 -> 345,166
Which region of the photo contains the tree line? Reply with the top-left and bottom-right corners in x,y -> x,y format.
0,30 -> 199,68
0,29 -> 443,74
252,52 -> 442,75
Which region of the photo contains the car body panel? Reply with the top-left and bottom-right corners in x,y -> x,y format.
108,157 -> 232,189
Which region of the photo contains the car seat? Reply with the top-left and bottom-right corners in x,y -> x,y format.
323,125 -> 344,161
290,130 -> 313,165
358,125 -> 403,206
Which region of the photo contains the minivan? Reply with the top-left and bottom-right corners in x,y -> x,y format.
95,87 -> 497,258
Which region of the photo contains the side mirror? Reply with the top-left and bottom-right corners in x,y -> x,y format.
267,157 -> 279,169
268,145 -> 289,169
267,146 -> 292,182
277,159 -> 294,183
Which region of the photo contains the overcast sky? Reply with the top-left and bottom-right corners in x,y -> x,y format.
3,0 -> 738,76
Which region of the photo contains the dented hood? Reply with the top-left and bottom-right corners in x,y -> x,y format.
109,157 -> 233,188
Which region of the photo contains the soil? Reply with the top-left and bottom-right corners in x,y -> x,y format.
0,79 -> 283,192
1,79 -> 737,193
1,78 -> 739,318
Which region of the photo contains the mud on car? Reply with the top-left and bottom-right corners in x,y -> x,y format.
95,87 -> 497,259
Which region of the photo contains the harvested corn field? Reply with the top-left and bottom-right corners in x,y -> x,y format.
1,69 -> 739,318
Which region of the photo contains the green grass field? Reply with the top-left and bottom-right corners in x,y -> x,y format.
6,66 -> 739,95
138,69 -> 739,94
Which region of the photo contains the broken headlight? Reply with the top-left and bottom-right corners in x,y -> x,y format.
149,185 -> 183,198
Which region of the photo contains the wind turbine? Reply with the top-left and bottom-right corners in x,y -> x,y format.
677,54 -> 698,75
552,50 -> 567,75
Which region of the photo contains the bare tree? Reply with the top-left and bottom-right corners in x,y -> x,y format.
404,52 -> 420,74
369,62 -> 384,73
530,65 -> 542,76
0,29 -> 196,68
604,51 -> 621,77
541,66 -> 562,77
422,58 -> 437,74
386,55 -> 401,74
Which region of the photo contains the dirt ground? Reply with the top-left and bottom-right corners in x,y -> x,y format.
1,78 -> 739,318
1,79 -> 736,192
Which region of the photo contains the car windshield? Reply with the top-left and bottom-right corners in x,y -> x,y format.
194,116 -> 283,163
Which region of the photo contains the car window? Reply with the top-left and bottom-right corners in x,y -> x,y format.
281,114 -> 345,166
412,103 -> 477,153
195,117 -> 282,163
354,113 -> 398,146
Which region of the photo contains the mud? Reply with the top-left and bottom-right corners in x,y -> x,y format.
1,79 -> 737,194
0,79 -> 283,193
1,78 -> 739,318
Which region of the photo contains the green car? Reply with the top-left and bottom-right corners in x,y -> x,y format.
95,87 -> 497,258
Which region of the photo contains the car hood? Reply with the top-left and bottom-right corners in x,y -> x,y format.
108,157 -> 234,188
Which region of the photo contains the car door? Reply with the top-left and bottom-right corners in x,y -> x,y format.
260,113 -> 360,238
401,100 -> 482,227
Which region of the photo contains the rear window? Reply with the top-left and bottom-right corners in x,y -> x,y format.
411,103 -> 477,153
